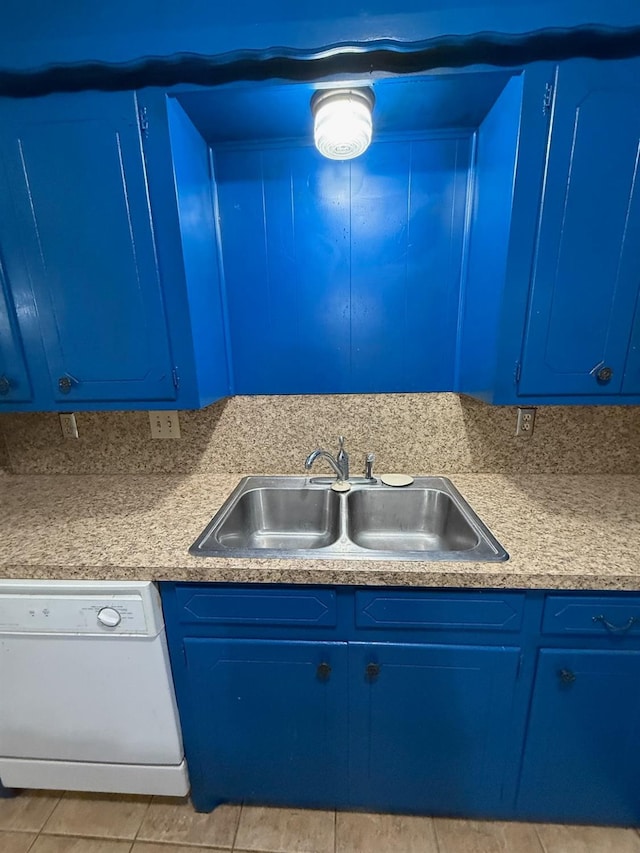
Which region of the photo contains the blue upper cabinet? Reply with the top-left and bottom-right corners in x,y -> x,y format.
0,92 -> 176,404
519,61 -> 640,398
0,90 -> 229,411
461,58 -> 640,405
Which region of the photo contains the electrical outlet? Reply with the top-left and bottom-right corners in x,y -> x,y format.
515,407 -> 536,439
149,410 -> 181,439
59,413 -> 79,439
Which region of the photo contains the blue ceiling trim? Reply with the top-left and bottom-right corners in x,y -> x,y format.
1,26 -> 640,98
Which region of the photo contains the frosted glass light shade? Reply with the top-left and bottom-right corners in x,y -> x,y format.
312,89 -> 374,160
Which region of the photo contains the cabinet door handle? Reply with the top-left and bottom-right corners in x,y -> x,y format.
316,662 -> 331,681
595,366 -> 613,384
0,375 -> 11,395
592,614 -> 639,634
58,376 -> 73,394
558,668 -> 576,685
365,662 -> 380,682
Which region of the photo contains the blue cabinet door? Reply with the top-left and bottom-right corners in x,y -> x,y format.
0,92 -> 176,404
0,259 -> 31,403
183,638 -> 348,812
519,60 -> 640,397
518,648 -> 640,825
348,642 -> 520,815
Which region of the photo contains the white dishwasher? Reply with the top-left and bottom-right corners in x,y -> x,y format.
0,580 -> 189,796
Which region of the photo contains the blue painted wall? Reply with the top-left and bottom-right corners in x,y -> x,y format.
215,134 -> 470,394
1,1 -> 640,72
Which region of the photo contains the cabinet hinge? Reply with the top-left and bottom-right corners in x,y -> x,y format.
172,368 -> 180,390
542,82 -> 554,117
138,106 -> 149,139
514,361 -> 521,385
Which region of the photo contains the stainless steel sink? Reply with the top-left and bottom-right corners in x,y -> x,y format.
347,488 -> 480,553
213,488 -> 340,551
190,476 -> 508,562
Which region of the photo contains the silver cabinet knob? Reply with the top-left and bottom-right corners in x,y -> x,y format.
596,366 -> 613,384
58,376 -> 73,394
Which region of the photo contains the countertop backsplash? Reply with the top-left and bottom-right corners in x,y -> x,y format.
0,392 -> 639,476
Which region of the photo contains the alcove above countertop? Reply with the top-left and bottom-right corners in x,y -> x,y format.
168,70 -> 520,395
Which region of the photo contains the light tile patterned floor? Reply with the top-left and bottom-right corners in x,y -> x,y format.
1,792 -> 640,852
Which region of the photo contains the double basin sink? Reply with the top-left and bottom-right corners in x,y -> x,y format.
190,476 -> 508,562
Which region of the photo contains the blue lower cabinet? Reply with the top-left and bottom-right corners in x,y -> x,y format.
182,638 -> 348,812
517,648 -> 640,825
348,642 -> 520,815
162,585 -> 640,824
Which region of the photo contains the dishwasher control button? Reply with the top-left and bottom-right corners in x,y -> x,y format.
97,607 -> 122,628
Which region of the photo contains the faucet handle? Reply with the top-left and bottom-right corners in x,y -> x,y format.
336,436 -> 349,481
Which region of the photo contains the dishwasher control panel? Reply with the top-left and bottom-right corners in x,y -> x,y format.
0,593 -> 149,635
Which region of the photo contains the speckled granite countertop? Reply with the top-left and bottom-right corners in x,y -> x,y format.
0,472 -> 638,589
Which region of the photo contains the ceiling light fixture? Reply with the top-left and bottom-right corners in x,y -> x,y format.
311,88 -> 375,161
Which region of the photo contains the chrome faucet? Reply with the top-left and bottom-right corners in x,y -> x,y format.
305,438 -> 377,484
305,437 -> 350,481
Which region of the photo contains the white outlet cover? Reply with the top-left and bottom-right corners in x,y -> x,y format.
149,411 -> 181,439
515,407 -> 536,439
59,413 -> 79,439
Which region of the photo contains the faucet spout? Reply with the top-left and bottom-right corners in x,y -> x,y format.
305,449 -> 345,480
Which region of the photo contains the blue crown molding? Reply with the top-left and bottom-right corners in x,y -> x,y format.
1,26 -> 640,98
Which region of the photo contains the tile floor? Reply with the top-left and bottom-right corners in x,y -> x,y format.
0,791 -> 639,853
